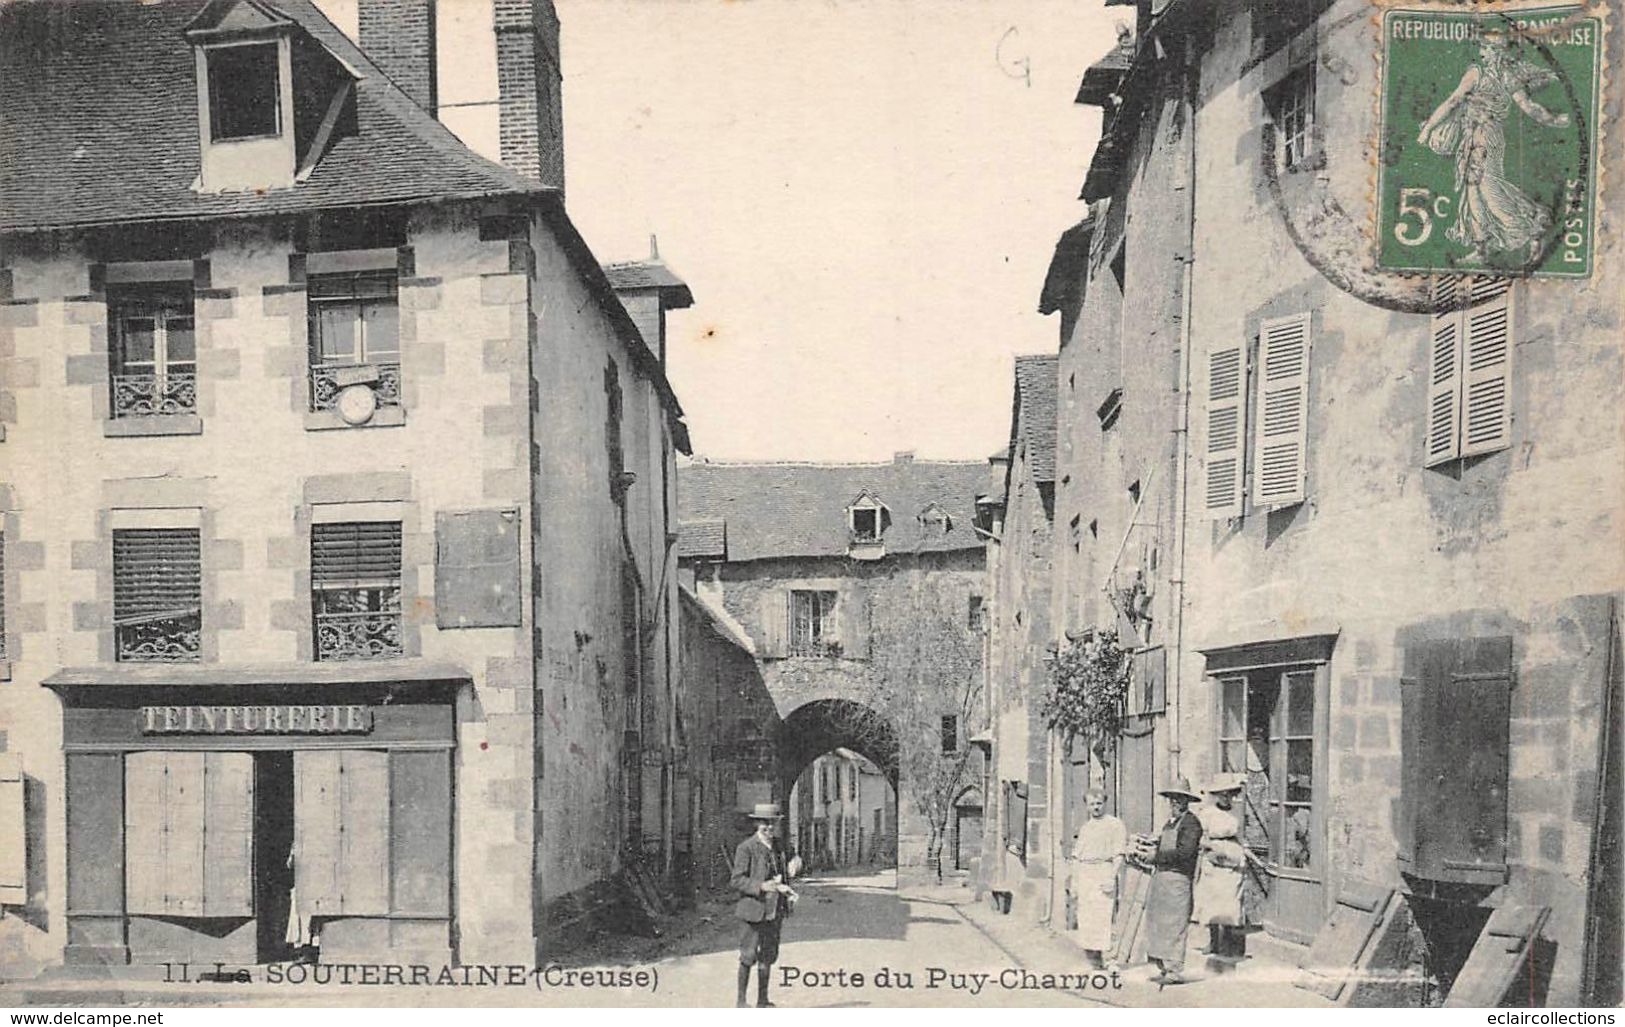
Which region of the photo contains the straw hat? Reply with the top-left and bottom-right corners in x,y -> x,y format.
746,802 -> 783,821
1205,772 -> 1247,795
1157,776 -> 1203,802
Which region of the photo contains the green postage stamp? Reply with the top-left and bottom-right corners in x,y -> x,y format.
1377,4 -> 1604,278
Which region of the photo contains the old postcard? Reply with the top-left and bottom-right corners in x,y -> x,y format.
0,0 -> 1619,1013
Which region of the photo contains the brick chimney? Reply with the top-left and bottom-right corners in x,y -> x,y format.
358,0 -> 438,113
494,0 -> 565,191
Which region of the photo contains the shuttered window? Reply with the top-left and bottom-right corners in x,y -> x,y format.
312,522 -> 403,661
124,751 -> 253,916
1253,313 -> 1312,507
293,750 -> 390,915
1426,277 -> 1513,467
0,755 -> 23,906
0,535 -> 7,662
1204,346 -> 1245,518
113,529 -> 201,662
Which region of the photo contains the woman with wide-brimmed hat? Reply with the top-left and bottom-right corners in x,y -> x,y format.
1194,773 -> 1249,959
1141,776 -> 1204,984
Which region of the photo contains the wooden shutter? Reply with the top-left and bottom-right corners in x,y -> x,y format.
0,755 -> 24,905
113,529 -> 201,625
1425,277 -> 1464,467
124,752 -> 168,914
124,751 -> 208,916
1460,277 -> 1513,457
435,509 -> 522,629
295,750 -> 390,916
312,522 -> 402,587
201,752 -> 254,916
1399,636 -> 1512,884
1296,881 -> 1396,1001
1443,904 -> 1552,1007
1204,345 -> 1245,518
294,750 -> 343,915
838,585 -> 869,658
757,591 -> 787,658
1253,312 -> 1311,507
339,750 -> 389,914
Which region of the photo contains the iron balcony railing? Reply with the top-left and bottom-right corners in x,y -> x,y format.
310,362 -> 402,412
116,614 -> 202,662
111,373 -> 197,418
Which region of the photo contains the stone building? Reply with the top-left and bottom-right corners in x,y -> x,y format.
789,748 -> 896,870
675,585 -> 780,893
0,0 -> 688,973
977,355 -> 1062,921
678,455 -> 989,877
1025,0 -> 1622,1005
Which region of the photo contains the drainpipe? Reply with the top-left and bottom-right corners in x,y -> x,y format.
1167,29 -> 1200,779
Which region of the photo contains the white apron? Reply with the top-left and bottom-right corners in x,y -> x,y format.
1068,815 -> 1126,951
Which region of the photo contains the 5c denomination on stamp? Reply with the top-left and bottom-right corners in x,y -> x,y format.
1377,3 -> 1603,277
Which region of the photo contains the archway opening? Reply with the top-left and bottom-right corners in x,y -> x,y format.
778,700 -> 899,879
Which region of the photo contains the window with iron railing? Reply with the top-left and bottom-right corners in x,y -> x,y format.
108,285 -> 197,418
307,272 -> 401,413
113,528 -> 202,662
312,521 -> 403,661
788,589 -> 838,657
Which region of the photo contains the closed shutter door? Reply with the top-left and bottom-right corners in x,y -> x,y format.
201,752 -> 254,916
124,752 -> 169,914
162,752 -> 207,916
839,585 -> 869,658
1425,277 -> 1464,467
294,751 -> 344,915
295,750 -> 391,916
1204,345 -> 1245,518
339,751 -> 389,914
1253,313 -> 1311,507
1460,278 -> 1513,457
1399,637 -> 1512,883
0,756 -> 21,905
757,591 -> 787,658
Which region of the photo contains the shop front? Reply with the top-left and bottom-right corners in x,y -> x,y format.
45,663 -> 465,969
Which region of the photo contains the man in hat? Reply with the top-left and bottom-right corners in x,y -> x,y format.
731,802 -> 800,1007
1142,776 -> 1204,984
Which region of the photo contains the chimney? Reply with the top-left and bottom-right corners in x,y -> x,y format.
493,0 -> 565,191
893,451 -> 915,465
358,0 -> 438,113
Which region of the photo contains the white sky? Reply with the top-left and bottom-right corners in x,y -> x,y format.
319,0 -> 1115,462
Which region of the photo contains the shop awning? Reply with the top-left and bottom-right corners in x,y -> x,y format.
42,659 -> 472,691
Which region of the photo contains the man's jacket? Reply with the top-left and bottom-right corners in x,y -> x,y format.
1151,810 -> 1204,878
731,835 -> 791,923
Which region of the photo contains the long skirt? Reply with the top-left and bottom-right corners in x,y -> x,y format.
1070,862 -> 1117,952
1143,870 -> 1193,965
1191,863 -> 1243,927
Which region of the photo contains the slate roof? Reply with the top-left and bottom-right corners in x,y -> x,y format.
677,460 -> 990,563
1010,355 -> 1059,485
604,260 -> 695,308
1038,218 -> 1094,316
0,0 -> 543,232
675,520 -> 727,560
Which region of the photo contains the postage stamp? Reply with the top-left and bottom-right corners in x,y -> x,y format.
1376,3 -> 1604,277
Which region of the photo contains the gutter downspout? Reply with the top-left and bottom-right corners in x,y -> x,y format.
1168,29 -> 1200,779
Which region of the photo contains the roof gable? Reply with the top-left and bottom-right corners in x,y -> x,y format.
186,0 -> 293,38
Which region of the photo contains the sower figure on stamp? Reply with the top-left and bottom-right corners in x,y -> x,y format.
1142,776 -> 1203,985
731,802 -> 801,1008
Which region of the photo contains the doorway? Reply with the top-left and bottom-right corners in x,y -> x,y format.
253,752 -> 295,963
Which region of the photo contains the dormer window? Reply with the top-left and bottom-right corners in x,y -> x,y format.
851,508 -> 880,542
206,43 -> 281,141
185,0 -> 299,193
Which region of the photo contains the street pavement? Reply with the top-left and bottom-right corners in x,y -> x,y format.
3,868 -> 1328,1008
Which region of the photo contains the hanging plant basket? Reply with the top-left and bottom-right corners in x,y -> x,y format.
1042,629 -> 1131,756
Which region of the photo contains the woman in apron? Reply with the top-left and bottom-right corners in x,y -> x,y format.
1194,774 -> 1247,958
1065,789 -> 1126,968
